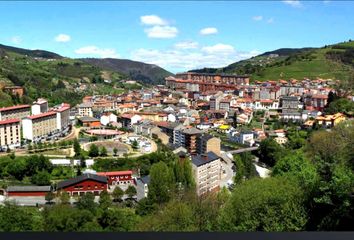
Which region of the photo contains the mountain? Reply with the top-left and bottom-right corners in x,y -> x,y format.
190,41 -> 354,82
0,44 -> 63,59
80,58 -> 173,85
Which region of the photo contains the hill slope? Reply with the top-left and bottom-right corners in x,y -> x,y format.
80,58 -> 173,85
190,41 -> 354,81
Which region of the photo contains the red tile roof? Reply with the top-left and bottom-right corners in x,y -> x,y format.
27,111 -> 56,120
0,104 -> 30,112
97,171 -> 133,176
0,118 -> 20,125
55,106 -> 70,112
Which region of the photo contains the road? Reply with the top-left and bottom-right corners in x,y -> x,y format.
226,146 -> 259,154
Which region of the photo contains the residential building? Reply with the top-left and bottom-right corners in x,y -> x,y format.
31,98 -> 48,115
96,171 -> 134,186
136,175 -> 150,201
54,105 -> 71,130
0,104 -> 31,121
100,112 -> 118,126
182,127 -> 202,154
229,131 -> 255,146
78,102 -> 93,117
191,152 -> 222,196
6,186 -> 52,197
196,134 -> 221,155
22,111 -> 58,141
78,116 -> 101,128
56,173 -> 108,196
3,86 -> 24,97
0,118 -> 21,150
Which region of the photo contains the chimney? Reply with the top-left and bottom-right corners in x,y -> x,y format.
201,154 -> 208,160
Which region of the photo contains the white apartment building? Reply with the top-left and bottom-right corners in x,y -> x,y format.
31,98 -> 48,115
0,105 -> 31,121
54,105 -> 71,130
0,118 -> 21,150
77,102 -> 93,117
22,111 -> 58,141
191,151 -> 222,196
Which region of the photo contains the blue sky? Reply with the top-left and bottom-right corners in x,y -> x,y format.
0,1 -> 353,73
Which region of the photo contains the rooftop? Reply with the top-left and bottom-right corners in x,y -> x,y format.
0,104 -> 30,112
191,151 -> 220,167
7,185 -> 51,192
0,118 -> 20,125
26,111 -> 56,120
57,173 -> 107,189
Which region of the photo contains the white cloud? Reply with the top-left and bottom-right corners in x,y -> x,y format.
267,18 -> 274,24
253,16 -> 263,21
201,44 -> 235,55
199,27 -> 218,35
54,34 -> 71,42
11,36 -> 21,44
75,46 -> 119,58
140,15 -> 168,26
174,41 -> 199,49
282,0 -> 302,8
144,25 -> 178,39
131,44 -> 260,73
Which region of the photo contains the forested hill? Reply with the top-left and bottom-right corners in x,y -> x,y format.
190,40 -> 354,82
80,58 -> 173,85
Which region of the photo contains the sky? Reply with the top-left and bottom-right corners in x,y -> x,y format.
0,1 -> 353,73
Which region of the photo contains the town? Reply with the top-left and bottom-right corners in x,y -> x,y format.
0,71 -> 351,208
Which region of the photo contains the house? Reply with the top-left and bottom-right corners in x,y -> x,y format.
274,136 -> 288,145
136,175 -> 150,201
78,116 -> 101,128
281,96 -> 301,109
120,114 -> 142,128
100,112 -> 118,126
182,127 -> 202,154
229,130 -> 255,146
56,173 -> 108,196
77,102 -> 93,117
315,113 -> 346,128
0,118 -> 21,150
96,171 -> 134,186
280,109 -> 302,122
191,152 -> 222,196
7,186 -> 52,197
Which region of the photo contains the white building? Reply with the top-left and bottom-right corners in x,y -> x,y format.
54,105 -> 71,130
22,112 -> 58,142
31,98 -> 48,115
0,119 -> 21,150
100,112 -> 118,126
77,102 -> 93,117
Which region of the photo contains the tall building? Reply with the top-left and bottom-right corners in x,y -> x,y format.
31,98 -> 48,115
22,111 -> 57,141
196,134 -> 221,155
0,118 -> 21,150
54,104 -> 71,130
191,151 -> 222,196
77,102 -> 93,117
182,127 -> 202,154
0,105 -> 31,121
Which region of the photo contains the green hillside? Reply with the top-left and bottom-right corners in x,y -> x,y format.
0,48 -> 126,107
191,41 -> 354,82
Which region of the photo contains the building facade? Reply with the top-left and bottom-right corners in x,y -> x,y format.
0,118 -> 21,150
0,105 -> 31,121
22,112 -> 58,141
57,174 -> 108,196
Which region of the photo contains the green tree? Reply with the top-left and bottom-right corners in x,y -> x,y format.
125,185 -> 137,199
218,177 -> 307,231
88,144 -> 99,157
148,162 -> 174,204
131,140 -> 139,150
100,146 -> 108,157
73,139 -> 81,157
31,171 -> 51,185
258,138 -> 283,167
77,192 -> 97,214
233,152 -> 258,184
113,147 -> 118,156
98,207 -> 139,231
45,192 -> 56,204
99,190 -> 112,209
0,203 -> 34,231
58,191 -> 70,205
6,159 -> 27,181
26,154 -> 53,176
112,186 -> 124,202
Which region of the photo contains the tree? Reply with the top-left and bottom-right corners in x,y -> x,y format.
218,177 -> 307,231
131,140 -> 139,150
100,146 -> 107,157
26,154 -> 53,176
113,147 -> 118,156
31,171 -> 51,185
125,185 -> 137,199
6,159 -> 27,181
233,152 -> 258,184
88,144 -> 99,157
45,192 -> 55,204
58,191 -> 70,205
173,158 -> 195,190
73,139 -> 81,157
80,155 -> 86,169
325,98 -> 354,115
99,190 -> 112,209
98,207 -> 139,231
77,192 -> 97,214
0,203 -> 34,231
148,162 -> 174,204
112,186 -> 124,202
258,138 -> 283,167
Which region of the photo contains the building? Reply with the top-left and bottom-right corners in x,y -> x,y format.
229,131 -> 255,146
0,118 -> 21,150
54,104 -> 71,130
3,86 -> 24,97
120,114 -> 142,128
31,98 -> 48,115
136,175 -> 150,201
22,111 -> 58,142
315,113 -> 346,128
280,109 -> 302,122
197,134 -> 221,155
96,171 -> 134,186
57,173 -> 108,196
100,112 -> 118,126
78,116 -> 101,128
191,152 -> 222,196
6,186 -> 52,197
78,102 -> 93,117
182,127 -> 202,154
281,96 -> 301,109
0,104 -> 31,121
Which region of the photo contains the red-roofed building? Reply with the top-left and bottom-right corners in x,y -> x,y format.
22,112 -> 58,141
0,118 -> 21,150
0,104 -> 30,121
97,171 -> 134,186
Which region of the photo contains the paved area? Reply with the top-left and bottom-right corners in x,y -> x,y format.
6,196 -> 47,206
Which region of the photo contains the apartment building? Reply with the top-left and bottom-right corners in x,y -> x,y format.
77,102 -> 93,117
0,105 -> 31,121
182,127 -> 202,154
196,134 -> 221,155
191,151 -> 222,196
54,105 -> 71,130
31,98 -> 48,115
22,112 -> 58,141
0,119 -> 21,150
